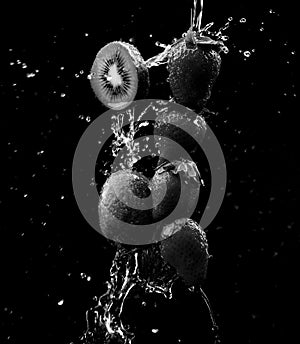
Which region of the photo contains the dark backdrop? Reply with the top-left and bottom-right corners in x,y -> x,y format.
1,1 -> 298,343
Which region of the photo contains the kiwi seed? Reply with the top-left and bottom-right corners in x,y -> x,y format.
90,41 -> 149,110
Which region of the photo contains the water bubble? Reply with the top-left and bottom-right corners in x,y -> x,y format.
58,299 -> 64,306
243,51 -> 251,57
239,18 -> 246,23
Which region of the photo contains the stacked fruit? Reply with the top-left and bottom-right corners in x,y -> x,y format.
93,25 -> 225,287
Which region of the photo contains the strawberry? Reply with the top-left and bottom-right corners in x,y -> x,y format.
167,36 -> 222,111
160,218 -> 209,286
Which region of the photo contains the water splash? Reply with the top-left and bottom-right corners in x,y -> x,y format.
110,107 -> 153,170
77,245 -> 179,344
144,0 -> 230,68
76,1 -> 224,342
76,244 -> 221,344
145,20 -> 230,68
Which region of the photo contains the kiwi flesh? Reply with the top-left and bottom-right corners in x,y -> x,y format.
90,41 -> 150,110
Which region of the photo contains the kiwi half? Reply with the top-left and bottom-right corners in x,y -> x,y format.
90,41 -> 150,110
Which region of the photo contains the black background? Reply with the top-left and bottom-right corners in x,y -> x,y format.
1,1 -> 298,343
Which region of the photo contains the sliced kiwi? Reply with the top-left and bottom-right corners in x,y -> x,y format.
90,41 -> 150,110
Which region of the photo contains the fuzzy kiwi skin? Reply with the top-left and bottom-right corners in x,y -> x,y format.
168,39 -> 222,111
154,109 -> 207,164
160,219 -> 209,286
150,168 -> 200,226
98,169 -> 153,244
121,42 -> 150,100
90,41 -> 150,109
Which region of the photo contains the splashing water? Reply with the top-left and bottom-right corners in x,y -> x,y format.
76,1 -> 224,343
145,0 -> 230,69
77,245 -> 179,344
110,103 -> 168,170
76,245 -> 220,344
111,107 -> 141,169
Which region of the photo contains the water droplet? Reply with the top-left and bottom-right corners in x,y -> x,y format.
58,299 -> 64,306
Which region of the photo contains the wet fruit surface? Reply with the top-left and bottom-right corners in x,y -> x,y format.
99,154 -> 201,245
168,38 -> 222,111
98,169 -> 153,243
154,109 -> 207,163
160,219 -> 209,286
151,163 -> 200,227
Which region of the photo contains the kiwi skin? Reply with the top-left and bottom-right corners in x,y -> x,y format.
90,41 -> 150,109
98,169 -> 153,244
154,109 -> 207,165
121,42 -> 150,101
168,38 -> 222,111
